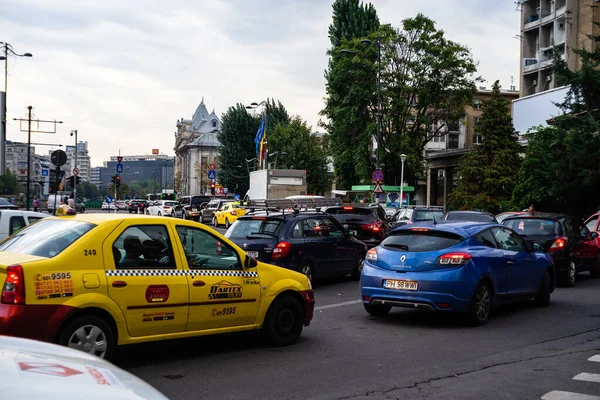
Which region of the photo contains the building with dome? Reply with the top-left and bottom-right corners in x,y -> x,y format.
174,98 -> 222,196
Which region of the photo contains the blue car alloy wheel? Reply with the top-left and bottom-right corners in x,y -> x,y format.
359,222 -> 554,325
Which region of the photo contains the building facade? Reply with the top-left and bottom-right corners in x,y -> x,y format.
174,99 -> 221,196
519,0 -> 600,96
6,141 -> 51,196
90,167 -> 101,186
99,156 -> 175,194
424,88 -> 520,208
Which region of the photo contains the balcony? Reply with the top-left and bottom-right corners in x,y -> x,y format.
556,5 -> 566,18
523,58 -> 539,72
524,14 -> 540,31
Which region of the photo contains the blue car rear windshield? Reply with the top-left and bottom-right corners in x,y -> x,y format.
0,219 -> 95,258
382,230 -> 463,252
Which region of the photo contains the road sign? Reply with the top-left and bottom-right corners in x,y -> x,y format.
209,163 -> 216,171
72,168 -> 80,176
51,150 -> 67,167
117,156 -> 123,163
208,170 -> 217,180
105,195 -> 113,203
223,187 -> 229,195
41,169 -> 49,177
373,183 -> 384,194
372,169 -> 384,183
116,163 -> 123,173
233,193 -> 240,200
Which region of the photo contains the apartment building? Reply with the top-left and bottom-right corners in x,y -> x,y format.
50,141 -> 91,182
5,141 -> 51,195
519,0 -> 600,96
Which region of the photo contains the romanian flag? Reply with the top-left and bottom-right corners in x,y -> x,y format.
254,116 -> 267,167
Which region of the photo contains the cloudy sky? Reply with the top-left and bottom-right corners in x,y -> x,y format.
2,0 -> 521,166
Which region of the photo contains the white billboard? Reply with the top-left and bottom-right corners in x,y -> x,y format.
512,86 -> 569,134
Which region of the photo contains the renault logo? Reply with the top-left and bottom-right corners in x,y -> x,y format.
400,255 -> 406,263
243,243 -> 248,249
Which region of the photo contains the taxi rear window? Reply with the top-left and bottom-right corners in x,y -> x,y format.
0,219 -> 95,258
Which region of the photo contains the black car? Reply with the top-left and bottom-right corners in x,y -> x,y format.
325,204 -> 390,248
173,195 -> 211,220
442,210 -> 497,223
127,200 -> 148,213
503,213 -> 599,286
225,211 -> 367,282
391,207 -> 445,228
0,198 -> 18,210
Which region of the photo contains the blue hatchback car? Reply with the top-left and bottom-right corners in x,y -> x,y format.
360,222 -> 555,325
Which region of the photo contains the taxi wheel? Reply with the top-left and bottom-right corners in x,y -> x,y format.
58,315 -> 115,360
225,219 -> 231,229
262,296 -> 304,347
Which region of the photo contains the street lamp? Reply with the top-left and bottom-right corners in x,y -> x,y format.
1,42 -> 33,177
340,37 -> 382,171
400,154 -> 406,208
246,101 -> 268,170
70,130 -> 78,200
269,151 -> 288,169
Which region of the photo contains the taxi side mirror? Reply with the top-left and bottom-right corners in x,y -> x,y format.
245,255 -> 258,269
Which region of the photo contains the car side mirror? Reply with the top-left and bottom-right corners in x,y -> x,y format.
386,215 -> 392,222
532,242 -> 543,252
592,232 -> 599,240
245,255 -> 258,269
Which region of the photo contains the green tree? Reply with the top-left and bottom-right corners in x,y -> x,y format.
514,28 -> 600,216
322,0 -> 380,188
78,181 -> 99,200
269,117 -> 332,195
0,169 -> 19,195
108,183 -> 130,200
449,81 -> 521,213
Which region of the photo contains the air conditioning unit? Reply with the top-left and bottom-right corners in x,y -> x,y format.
546,75 -> 552,82
559,22 -> 565,28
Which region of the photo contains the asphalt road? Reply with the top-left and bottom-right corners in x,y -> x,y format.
109,266 -> 600,400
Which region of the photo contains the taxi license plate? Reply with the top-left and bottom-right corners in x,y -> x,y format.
383,279 -> 418,291
247,251 -> 259,258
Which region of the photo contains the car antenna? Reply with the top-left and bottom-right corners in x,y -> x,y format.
432,211 -> 438,226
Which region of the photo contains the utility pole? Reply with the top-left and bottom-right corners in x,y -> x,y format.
13,106 -> 63,210
71,129 -> 78,201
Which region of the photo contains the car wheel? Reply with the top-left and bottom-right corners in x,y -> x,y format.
146,210 -> 150,215
364,303 -> 391,317
299,264 -> 314,282
262,295 -> 304,346
590,257 -> 600,279
80,207 -> 85,214
158,212 -> 162,216
351,257 -> 364,280
212,215 -> 218,227
561,260 -> 577,287
58,315 -> 115,360
225,218 -> 231,229
465,281 -> 492,326
534,271 -> 551,307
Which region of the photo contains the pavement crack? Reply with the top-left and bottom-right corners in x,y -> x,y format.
335,347 -> 600,400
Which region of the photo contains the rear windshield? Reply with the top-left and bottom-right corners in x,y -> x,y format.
382,230 -> 463,252
413,210 -> 445,221
191,197 -> 209,205
0,199 -> 13,206
0,219 -> 95,258
164,201 -> 177,207
446,212 -> 494,222
327,207 -> 375,223
225,218 -> 283,239
503,218 -> 561,236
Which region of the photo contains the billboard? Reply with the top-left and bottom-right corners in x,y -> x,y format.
152,149 -> 159,155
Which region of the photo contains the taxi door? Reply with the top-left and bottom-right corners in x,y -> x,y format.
103,221 -> 189,338
171,223 -> 260,332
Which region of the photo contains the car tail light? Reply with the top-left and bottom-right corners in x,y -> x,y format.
549,237 -> 567,252
272,242 -> 292,260
437,252 -> 472,266
230,210 -> 237,216
362,222 -> 383,232
410,228 -> 429,232
366,248 -> 378,262
343,206 -> 353,210
2,265 -> 25,305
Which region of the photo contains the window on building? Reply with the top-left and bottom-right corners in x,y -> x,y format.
473,101 -> 481,110
448,134 -> 459,149
212,120 -> 217,128
473,133 -> 483,145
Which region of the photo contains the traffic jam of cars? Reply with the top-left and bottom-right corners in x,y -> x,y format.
0,197 -> 599,367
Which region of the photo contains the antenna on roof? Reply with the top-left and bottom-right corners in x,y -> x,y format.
432,211 -> 438,226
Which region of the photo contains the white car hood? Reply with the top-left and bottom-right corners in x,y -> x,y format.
0,336 -> 168,400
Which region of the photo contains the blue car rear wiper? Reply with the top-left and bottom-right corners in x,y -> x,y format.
384,243 -> 409,250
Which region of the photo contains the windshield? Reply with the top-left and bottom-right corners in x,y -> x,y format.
383,230 -> 463,252
0,219 -> 96,258
327,207 -> 375,223
225,218 -> 283,238
446,212 -> 494,222
164,201 -> 177,207
0,198 -> 13,206
503,218 -> 561,236
413,210 -> 444,221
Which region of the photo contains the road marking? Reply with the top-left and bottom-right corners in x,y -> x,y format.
314,299 -> 362,311
542,391 -> 600,400
573,373 -> 600,384
588,355 -> 600,363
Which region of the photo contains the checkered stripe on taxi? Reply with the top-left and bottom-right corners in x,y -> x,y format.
105,270 -> 259,277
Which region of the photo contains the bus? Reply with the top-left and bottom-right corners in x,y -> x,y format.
146,192 -> 176,201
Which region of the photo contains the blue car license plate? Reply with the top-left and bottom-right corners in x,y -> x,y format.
384,279 -> 418,291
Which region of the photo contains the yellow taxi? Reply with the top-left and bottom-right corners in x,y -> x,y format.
0,214 -> 314,360
214,202 -> 247,229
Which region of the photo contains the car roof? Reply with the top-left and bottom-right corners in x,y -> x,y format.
445,210 -> 493,216
392,221 -> 499,238
0,210 -> 48,217
48,214 -> 171,225
239,211 -> 323,220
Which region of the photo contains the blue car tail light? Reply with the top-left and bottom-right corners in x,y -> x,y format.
436,252 -> 472,266
366,248 -> 378,263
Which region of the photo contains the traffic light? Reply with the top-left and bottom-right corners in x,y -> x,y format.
210,182 -> 215,195
67,176 -> 75,188
111,175 -> 116,184
75,176 -> 81,185
116,175 -> 121,188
